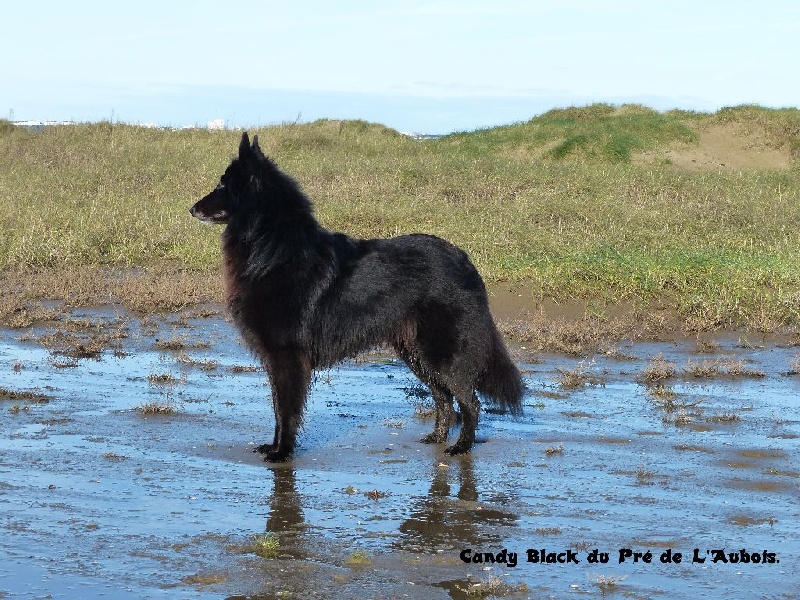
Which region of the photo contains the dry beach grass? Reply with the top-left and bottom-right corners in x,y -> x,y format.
1,104 -> 799,342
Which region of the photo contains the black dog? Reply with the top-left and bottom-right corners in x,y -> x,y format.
190,132 -> 523,461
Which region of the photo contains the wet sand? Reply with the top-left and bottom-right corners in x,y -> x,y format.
1,308 -> 798,599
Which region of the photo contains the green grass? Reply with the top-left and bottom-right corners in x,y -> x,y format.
251,533 -> 280,559
344,550 -> 372,568
447,103 -> 698,162
1,105 -> 800,329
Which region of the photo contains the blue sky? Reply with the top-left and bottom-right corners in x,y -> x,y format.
3,1 -> 799,134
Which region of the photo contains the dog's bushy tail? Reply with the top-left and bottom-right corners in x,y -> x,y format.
476,329 -> 524,416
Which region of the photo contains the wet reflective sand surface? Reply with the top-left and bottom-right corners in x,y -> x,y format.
1,309 -> 798,598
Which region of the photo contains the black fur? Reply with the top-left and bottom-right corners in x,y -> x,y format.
190,132 -> 524,461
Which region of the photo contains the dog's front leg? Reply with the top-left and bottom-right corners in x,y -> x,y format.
255,349 -> 312,462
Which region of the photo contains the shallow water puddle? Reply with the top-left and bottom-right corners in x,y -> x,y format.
1,313 -> 798,598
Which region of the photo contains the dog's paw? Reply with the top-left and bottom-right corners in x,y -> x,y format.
254,442 -> 293,462
263,449 -> 293,463
444,442 -> 471,456
420,432 -> 447,444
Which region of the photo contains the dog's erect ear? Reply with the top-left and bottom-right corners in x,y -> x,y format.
252,134 -> 266,157
239,131 -> 251,159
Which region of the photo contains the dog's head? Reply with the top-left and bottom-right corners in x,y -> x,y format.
189,132 -> 265,225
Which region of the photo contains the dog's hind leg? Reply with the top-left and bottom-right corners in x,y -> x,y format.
256,350 -> 311,462
421,383 -> 456,444
445,388 -> 480,456
394,343 -> 456,445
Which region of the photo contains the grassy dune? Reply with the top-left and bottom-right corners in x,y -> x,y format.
1,104 -> 799,330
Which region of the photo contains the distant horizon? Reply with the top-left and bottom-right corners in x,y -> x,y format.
8,89 -> 705,136
8,94 -> 796,137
